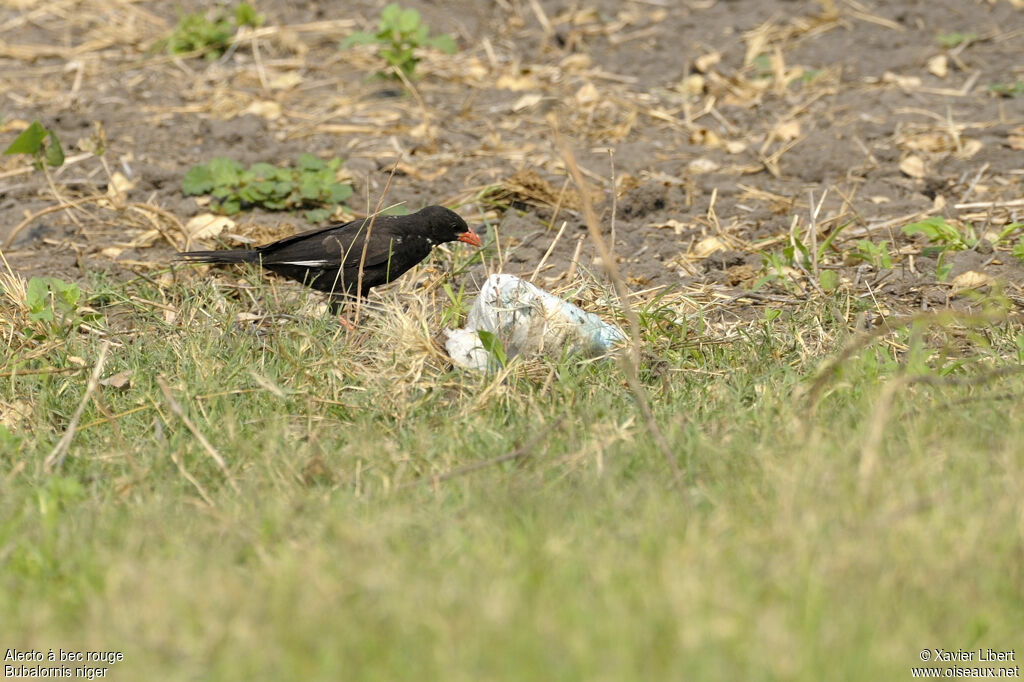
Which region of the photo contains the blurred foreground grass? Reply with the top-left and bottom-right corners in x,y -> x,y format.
1,267 -> 1022,681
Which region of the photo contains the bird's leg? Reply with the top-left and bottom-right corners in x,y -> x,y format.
328,295 -> 356,331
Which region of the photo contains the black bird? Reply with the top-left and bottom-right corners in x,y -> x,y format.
176,205 -> 482,310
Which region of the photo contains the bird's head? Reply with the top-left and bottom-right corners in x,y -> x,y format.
420,205 -> 483,248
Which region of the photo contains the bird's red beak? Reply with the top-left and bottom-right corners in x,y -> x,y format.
457,230 -> 482,247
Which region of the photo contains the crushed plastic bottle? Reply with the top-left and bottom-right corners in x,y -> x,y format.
444,274 -> 626,371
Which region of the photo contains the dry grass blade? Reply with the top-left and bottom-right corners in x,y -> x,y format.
156,376 -> 241,494
834,207 -> 941,243
552,123 -> 684,493
3,195 -> 107,249
353,162 -> 401,326
44,340 -> 111,471
128,202 -> 188,250
955,198 -> 1024,210
857,373 -> 908,493
530,219 -> 568,282
0,247 -> 27,306
162,427 -> 217,508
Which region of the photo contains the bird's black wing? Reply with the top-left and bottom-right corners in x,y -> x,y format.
258,216 -> 411,269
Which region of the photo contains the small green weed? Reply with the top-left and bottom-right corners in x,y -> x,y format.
850,239 -> 892,270
936,31 -> 976,48
902,216 -> 977,252
1012,237 -> 1024,262
987,81 -> 1024,98
341,3 -> 456,78
755,252 -> 798,292
817,269 -> 839,292
233,2 -> 265,28
15,276 -> 96,340
787,219 -> 848,269
755,219 -> 848,292
989,221 -> 1024,263
3,119 -> 64,169
25,276 -> 81,324
182,154 -> 353,223
994,222 -> 1024,246
789,67 -> 822,87
439,281 -> 470,328
165,3 -> 265,59
901,216 -> 981,281
749,53 -> 772,79
634,289 -> 695,353
167,11 -> 231,57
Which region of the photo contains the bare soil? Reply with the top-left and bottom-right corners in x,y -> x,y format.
1,0 -> 1023,315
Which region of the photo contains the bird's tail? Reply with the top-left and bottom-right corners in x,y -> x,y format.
175,249 -> 259,264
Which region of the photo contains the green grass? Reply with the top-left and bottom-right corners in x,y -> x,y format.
2,266 -> 1023,680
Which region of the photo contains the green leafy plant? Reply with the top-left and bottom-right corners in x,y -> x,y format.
934,253 -> 952,282
233,2 -> 265,28
936,32 -> 976,48
750,53 -> 772,79
850,239 -> 892,269
754,252 -> 798,292
182,154 -> 353,223
340,3 -> 456,78
167,11 -> 231,57
783,219 -> 849,271
755,219 -> 850,291
3,119 -> 64,169
166,3 -> 264,59
902,216 -> 977,253
634,289 -> 695,352
789,67 -> 821,88
817,269 -> 839,292
901,217 -> 979,282
994,222 -> 1024,246
25,276 -> 81,324
440,281 -> 469,329
17,276 -> 91,339
987,81 -> 1024,98
1012,236 -> 1024,262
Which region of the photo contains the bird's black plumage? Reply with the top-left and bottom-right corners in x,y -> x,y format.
176,205 -> 481,307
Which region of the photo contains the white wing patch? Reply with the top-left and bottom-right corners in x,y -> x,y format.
279,260 -> 332,267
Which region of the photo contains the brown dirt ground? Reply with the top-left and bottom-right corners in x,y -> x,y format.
1,0 -> 1023,318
